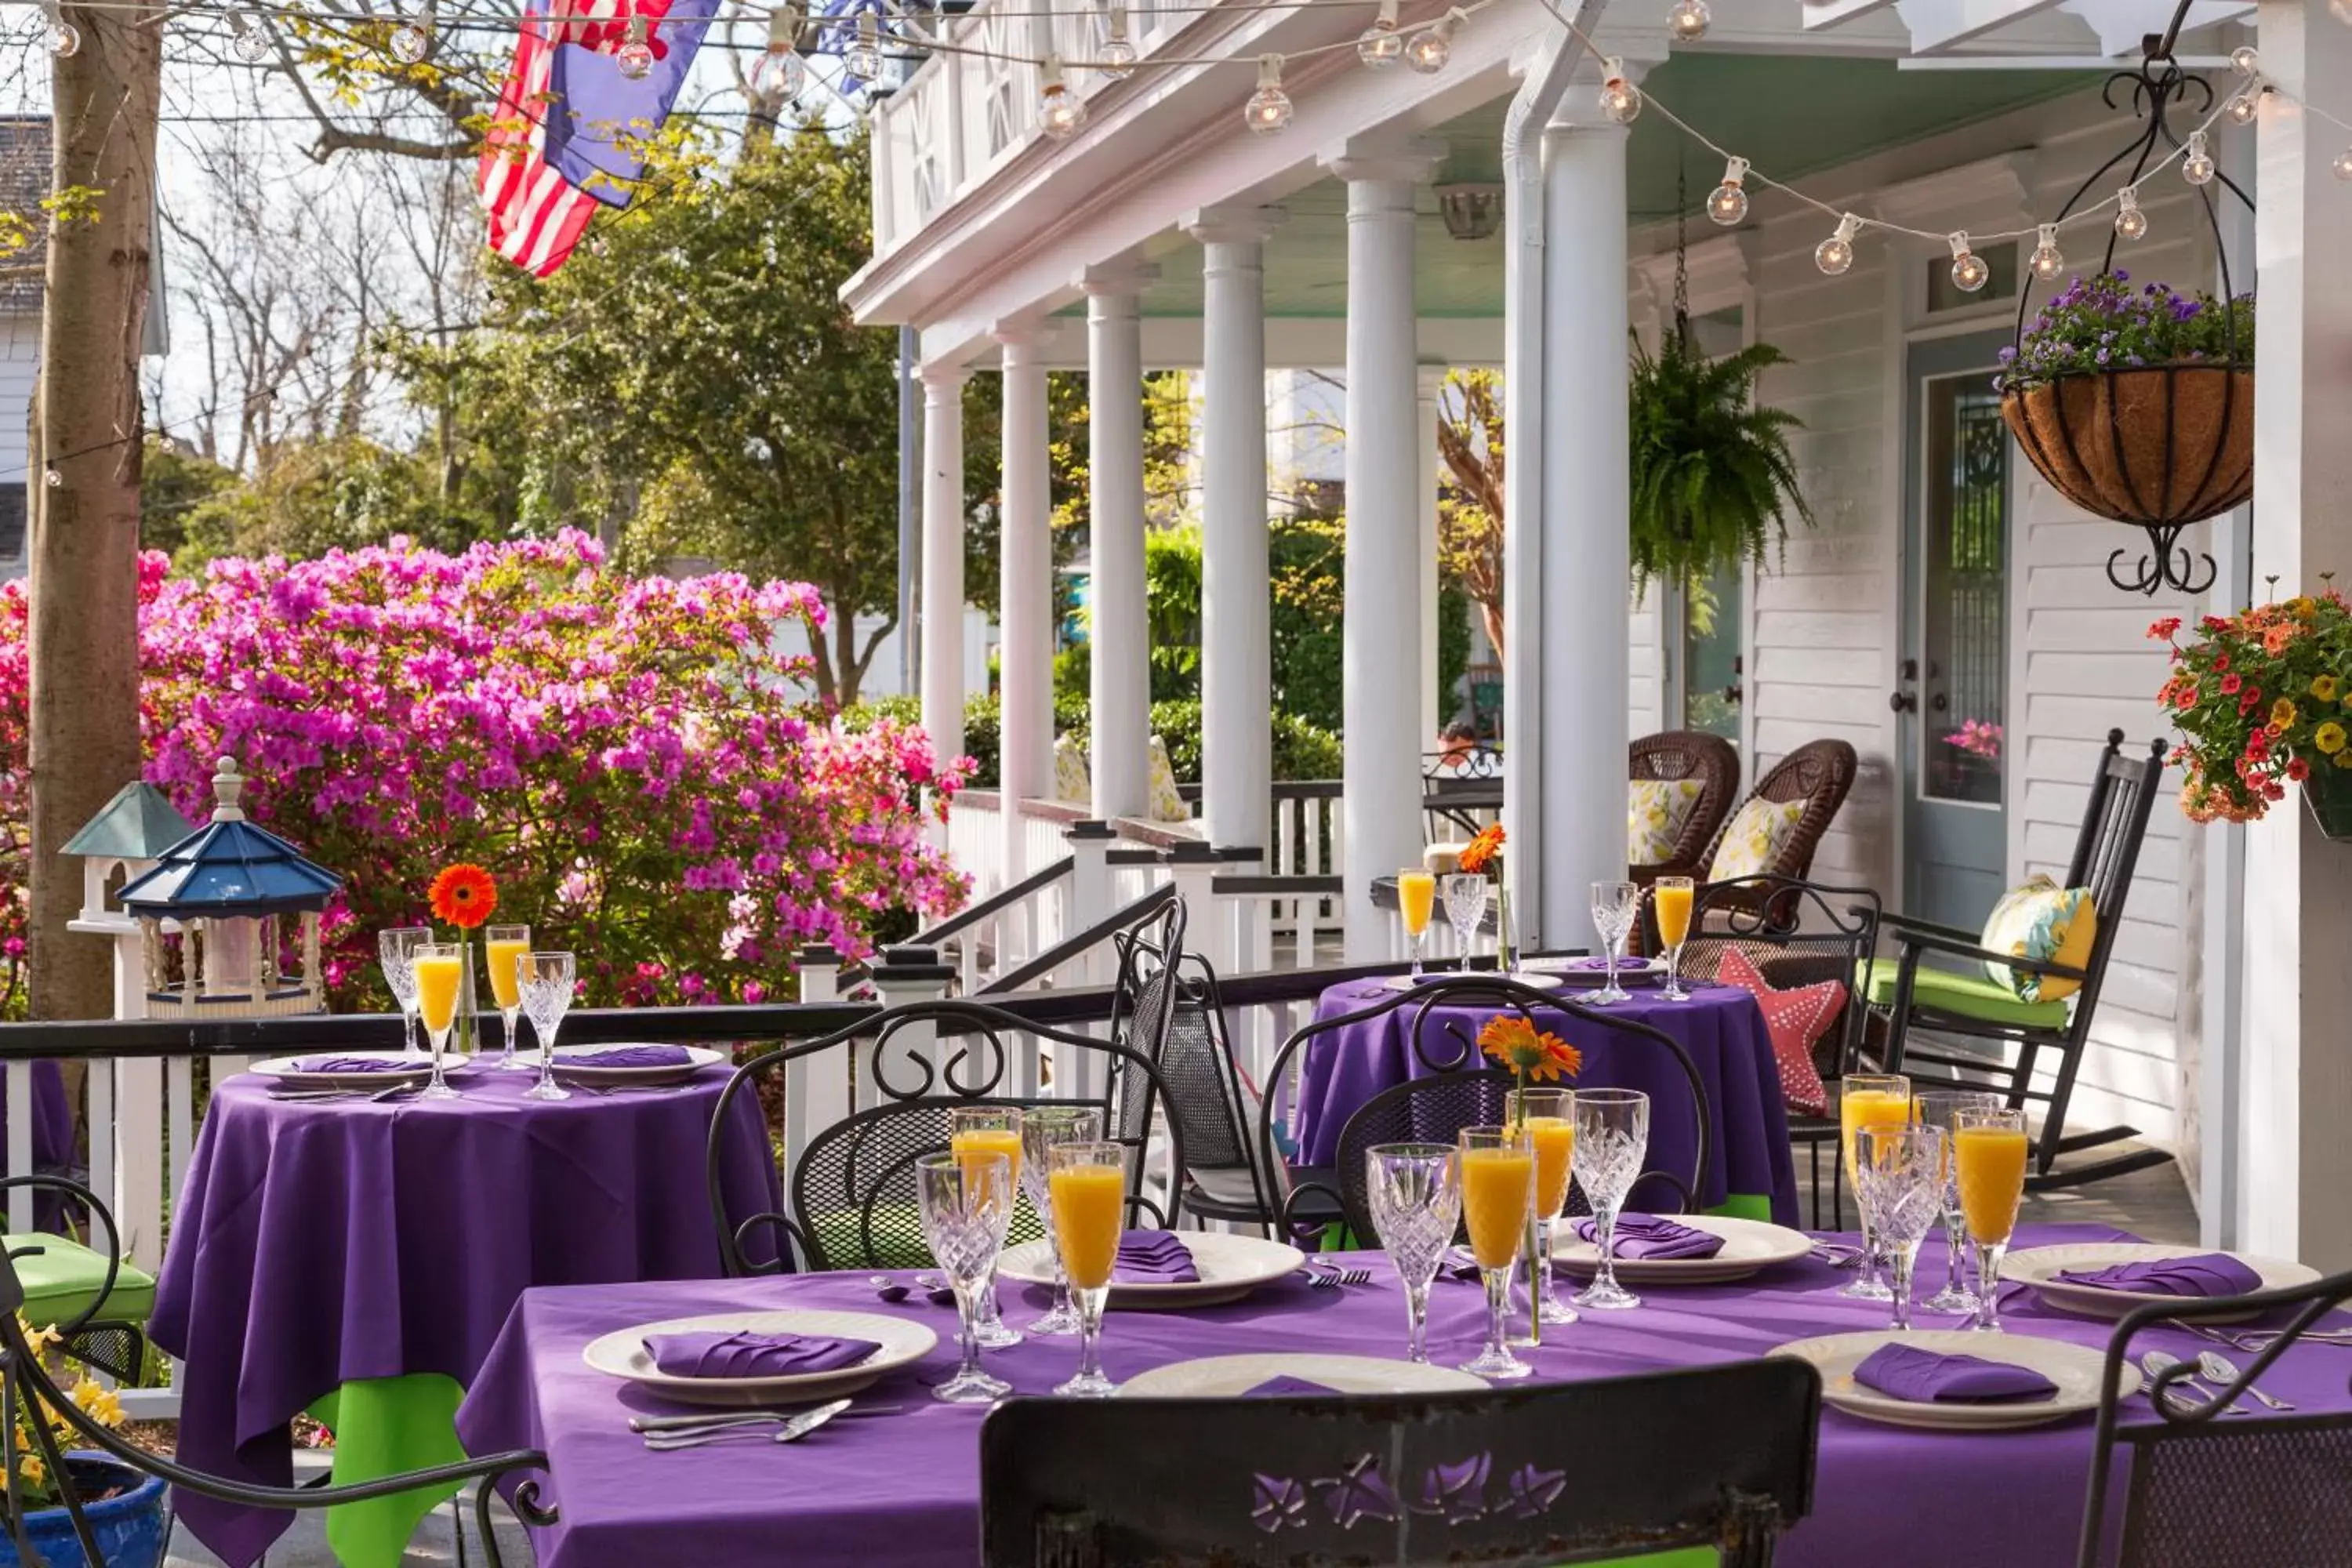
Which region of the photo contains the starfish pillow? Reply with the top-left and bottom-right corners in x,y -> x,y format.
1715,946 -> 1844,1116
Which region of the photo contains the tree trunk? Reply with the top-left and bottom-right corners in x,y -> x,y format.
27,2 -> 163,1022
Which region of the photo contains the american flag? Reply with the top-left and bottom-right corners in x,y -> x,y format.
477,0 -> 602,276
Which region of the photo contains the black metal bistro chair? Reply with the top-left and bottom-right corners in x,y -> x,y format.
978,1358 -> 1823,1566
1145,949 -> 1308,1236
1871,729 -> 2169,1191
2077,1265 -> 2352,1568
706,999 -> 1185,1274
0,1175 -> 552,1568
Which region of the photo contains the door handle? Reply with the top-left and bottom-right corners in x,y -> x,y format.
1724,684 -> 1744,706
1889,690 -> 1918,713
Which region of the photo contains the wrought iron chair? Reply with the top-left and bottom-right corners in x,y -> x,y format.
1872,729 -> 2169,1191
706,1000 -> 1185,1273
2077,1265 -> 2352,1568
1628,729 -> 1741,890
1145,949 -> 1316,1236
0,1175 -> 551,1568
978,1358 -> 1823,1566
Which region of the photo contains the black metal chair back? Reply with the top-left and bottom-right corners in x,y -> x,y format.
0,1175 -> 550,1568
1150,949 -> 1288,1227
979,1359 -> 1822,1567
2078,1267 -> 2352,1568
709,999 -> 1186,1273
2057,728 -> 2167,1046
1106,897 -> 1189,1161
1681,875 -> 1882,1085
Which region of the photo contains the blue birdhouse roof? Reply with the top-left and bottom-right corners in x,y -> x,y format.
61,782 -> 198,862
116,759 -> 343,918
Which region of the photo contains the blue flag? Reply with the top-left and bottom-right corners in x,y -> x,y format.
545,0 -> 720,211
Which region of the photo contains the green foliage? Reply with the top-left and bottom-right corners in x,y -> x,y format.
149,434 -> 500,572
2002,272 -> 2254,389
1628,333 -> 1814,588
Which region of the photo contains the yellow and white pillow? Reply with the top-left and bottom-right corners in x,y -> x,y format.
1628,779 -> 1708,866
1146,735 -> 1192,823
1981,877 -> 2096,1003
1705,797 -> 1807,882
1052,736 -> 1092,805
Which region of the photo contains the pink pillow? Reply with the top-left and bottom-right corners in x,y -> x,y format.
1715,946 -> 1842,1116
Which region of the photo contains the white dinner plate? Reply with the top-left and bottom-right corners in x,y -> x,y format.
998,1231 -> 1306,1310
1773,1328 -> 2136,1432
1119,1353 -> 1486,1398
1550,1214 -> 1815,1285
583,1308 -> 936,1407
2001,1243 -> 2318,1323
1378,971 -> 1566,993
550,1044 -> 727,1086
251,1051 -> 437,1090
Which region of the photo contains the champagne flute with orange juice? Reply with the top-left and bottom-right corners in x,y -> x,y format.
1915,1089 -> 2002,1314
410,942 -> 465,1101
483,924 -> 531,1070
913,1150 -> 1014,1404
1457,1125 -> 1536,1380
1953,1105 -> 2030,1332
949,1108 -> 1026,1350
1048,1142 -> 1129,1396
1508,1087 -> 1577,1326
1653,877 -> 1695,1001
1838,1073 -> 1911,1302
1398,869 -> 1437,978
1018,1106 -> 1102,1336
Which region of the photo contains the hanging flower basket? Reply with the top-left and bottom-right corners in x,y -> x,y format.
2000,365 -> 2252,527
2154,587 -> 2352,835
2303,764 -> 2352,842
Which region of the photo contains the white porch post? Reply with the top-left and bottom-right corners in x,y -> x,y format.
1185,207 -> 1283,855
1083,264 -> 1158,822
919,365 -> 969,779
1330,141 -> 1441,960
995,323 -> 1054,886
2242,0 -> 2352,1268
1419,364 -> 1446,747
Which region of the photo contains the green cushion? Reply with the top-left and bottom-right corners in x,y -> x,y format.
11,1234 -> 157,1327
1856,960 -> 2071,1030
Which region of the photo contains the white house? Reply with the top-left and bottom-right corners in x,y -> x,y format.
844,0 -> 2352,1269
0,118 -> 49,586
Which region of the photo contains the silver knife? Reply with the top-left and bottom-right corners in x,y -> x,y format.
630,1403 -> 898,1436
641,1399 -> 853,1450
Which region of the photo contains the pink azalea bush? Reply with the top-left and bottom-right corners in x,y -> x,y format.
0,532 -> 968,1011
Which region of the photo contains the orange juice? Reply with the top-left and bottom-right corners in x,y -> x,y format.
951,1129 -> 1022,1195
1524,1116 -> 1575,1219
1460,1147 -> 1534,1269
1653,883 -> 1694,949
413,954 -> 462,1034
1049,1164 -> 1127,1288
1954,1127 -> 2029,1243
1398,871 -> 1436,937
485,939 -> 528,1011
1842,1089 -> 1912,1182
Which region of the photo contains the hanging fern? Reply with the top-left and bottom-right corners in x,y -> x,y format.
1627,332 -> 1815,587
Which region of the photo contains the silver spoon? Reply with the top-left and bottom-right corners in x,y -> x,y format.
2198,1348 -> 2295,1411
2142,1349 -> 2247,1414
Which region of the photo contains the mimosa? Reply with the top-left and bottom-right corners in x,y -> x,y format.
413,954 -> 462,1034
1653,882 -> 1693,949
1460,1147 -> 1534,1269
485,939 -> 528,1011
1954,1126 -> 2029,1243
952,1129 -> 1025,1195
1842,1088 -> 1913,1181
1397,871 -> 1436,936
1524,1116 -> 1576,1217
1838,1073 -> 1910,1303
1048,1163 -> 1127,1290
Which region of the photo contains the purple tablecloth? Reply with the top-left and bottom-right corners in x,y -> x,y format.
456,1222 -> 2351,1568
148,1065 -> 782,1568
1296,979 -> 1801,1225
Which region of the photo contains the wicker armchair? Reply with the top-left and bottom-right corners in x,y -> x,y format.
1628,730 -> 1740,888
1694,739 -> 1857,920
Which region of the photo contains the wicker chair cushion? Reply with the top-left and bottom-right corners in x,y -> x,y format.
1628,779 -> 1707,866
1053,736 -> 1091,804
1713,946 -> 1838,1116
1706,797 -> 1806,881
1145,737 -> 1192,823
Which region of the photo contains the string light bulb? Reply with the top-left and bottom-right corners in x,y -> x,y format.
387,13 -> 430,63
1668,0 -> 1711,42
2230,45 -> 2259,74
2335,147 -> 2352,180
230,10 -> 270,63
2114,184 -> 2148,241
1244,53 -> 1292,132
41,3 -> 78,57
1357,0 -> 1403,67
1705,156 -> 1748,226
616,15 -> 655,80
2183,130 -> 2215,186
1404,8 -> 1462,74
1947,232 -> 1988,293
1599,58 -> 1642,124
2030,223 -> 2064,281
1039,53 -> 1086,139
42,463 -> 59,488
845,12 -> 882,80
1099,2 -> 1136,78
2225,90 -> 2259,125
1814,212 -> 1861,276
753,3 -> 804,100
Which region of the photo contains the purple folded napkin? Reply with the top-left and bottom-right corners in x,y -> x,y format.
1575,1214 -> 1726,1260
563,1044 -> 695,1069
1112,1232 -> 1200,1284
872,1279 -> 958,1307
295,1056 -> 412,1074
1566,956 -> 1653,972
1247,1376 -> 1338,1396
1850,1343 -> 2056,1405
641,1330 -> 880,1379
2053,1252 -> 2263,1298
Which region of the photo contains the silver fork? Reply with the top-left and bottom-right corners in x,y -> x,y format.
1303,1264 -> 1370,1288
630,1404 -> 904,1437
641,1399 -> 853,1450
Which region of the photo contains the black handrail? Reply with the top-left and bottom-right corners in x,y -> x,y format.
979,882 -> 1178,995
899,854 -> 1076,950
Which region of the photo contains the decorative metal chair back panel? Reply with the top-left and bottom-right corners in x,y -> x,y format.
709,1000 -> 1186,1275
978,1359 -> 1824,1568
1151,951 -> 1287,1223
1681,875 -> 1882,1083
1106,898 -> 1189,1153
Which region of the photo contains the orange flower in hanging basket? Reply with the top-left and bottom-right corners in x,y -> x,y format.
427,864 -> 499,930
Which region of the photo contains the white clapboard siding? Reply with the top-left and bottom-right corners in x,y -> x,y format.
1629,586 -> 1664,739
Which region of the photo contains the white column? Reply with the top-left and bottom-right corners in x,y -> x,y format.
1082,264 -> 1158,822
919,365 -> 969,777
1329,142 -> 1441,960
1185,208 -> 1283,855
1418,363 -> 1446,747
2242,0 -> 2352,1268
995,322 -> 1054,887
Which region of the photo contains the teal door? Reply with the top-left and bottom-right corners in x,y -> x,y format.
1898,332 -> 2012,932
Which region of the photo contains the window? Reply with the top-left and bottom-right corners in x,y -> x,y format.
0,484 -> 23,562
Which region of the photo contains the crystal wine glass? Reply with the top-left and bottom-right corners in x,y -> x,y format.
1364,1142 -> 1461,1363
1570,1087 -> 1649,1311
948,1107 -> 1025,1350
1047,1142 -> 1127,1397
1838,1072 -> 1911,1301
1588,880 -> 1640,1004
1018,1106 -> 1102,1336
1853,1123 -> 1947,1332
516,952 -> 576,1103
1456,1125 -> 1535,1379
1914,1088 -> 2002,1314
913,1149 -> 1015,1403
378,925 -> 430,1059
1398,869 -> 1436,978
1441,873 -> 1486,967
483,924 -> 532,1071
1507,1087 -> 1577,1325
408,942 -> 465,1101
1953,1105 -> 2030,1333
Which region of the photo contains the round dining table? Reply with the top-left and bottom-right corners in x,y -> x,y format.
1294,978 -> 1802,1226
147,1062 -> 782,1568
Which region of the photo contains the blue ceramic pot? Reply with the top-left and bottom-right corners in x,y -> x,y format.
0,1454 -> 168,1568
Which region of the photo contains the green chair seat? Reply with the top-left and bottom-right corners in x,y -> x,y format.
1856,960 -> 2071,1031
10,1233 -> 157,1327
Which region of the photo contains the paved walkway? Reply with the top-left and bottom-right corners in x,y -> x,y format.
162,1453 -> 533,1567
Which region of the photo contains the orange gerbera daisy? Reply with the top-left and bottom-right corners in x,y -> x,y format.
1477,1014 -> 1582,1083
1458,822 -> 1506,876
427,864 -> 499,930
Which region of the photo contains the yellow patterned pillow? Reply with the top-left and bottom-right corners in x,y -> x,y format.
1981,877 -> 2097,1003
1628,779 -> 1707,866
1052,735 -> 1091,804
1705,797 -> 1807,882
1146,735 -> 1192,823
